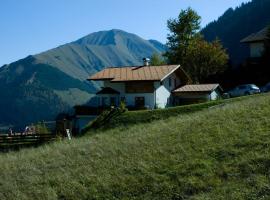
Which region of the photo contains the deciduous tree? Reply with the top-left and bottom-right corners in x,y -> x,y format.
183,37 -> 229,83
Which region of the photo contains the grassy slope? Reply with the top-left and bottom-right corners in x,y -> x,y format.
1,94 -> 270,199
90,96 -> 253,131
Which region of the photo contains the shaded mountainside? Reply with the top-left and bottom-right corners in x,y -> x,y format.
0,29 -> 165,128
201,0 -> 270,66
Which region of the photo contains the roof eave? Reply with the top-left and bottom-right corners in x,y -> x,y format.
241,39 -> 264,43
160,65 -> 181,82
111,79 -> 160,83
88,78 -> 114,81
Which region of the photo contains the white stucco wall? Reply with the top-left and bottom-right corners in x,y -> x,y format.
210,90 -> 219,100
250,42 -> 264,58
155,73 -> 182,108
155,82 -> 170,108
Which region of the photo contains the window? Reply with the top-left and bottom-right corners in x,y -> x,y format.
169,78 -> 171,87
174,79 -> 177,88
110,97 -> 116,106
135,97 -> 145,108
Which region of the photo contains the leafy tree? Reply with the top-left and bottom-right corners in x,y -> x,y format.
164,8 -> 201,64
183,37 -> 229,83
150,53 -> 166,66
165,8 -> 229,82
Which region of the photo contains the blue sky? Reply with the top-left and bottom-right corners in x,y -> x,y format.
0,0 -> 251,66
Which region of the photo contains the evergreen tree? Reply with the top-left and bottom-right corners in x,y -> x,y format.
164,8 -> 229,83
164,8 -> 201,64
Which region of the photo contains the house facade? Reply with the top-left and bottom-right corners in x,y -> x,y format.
241,27 -> 268,58
89,64 -> 190,109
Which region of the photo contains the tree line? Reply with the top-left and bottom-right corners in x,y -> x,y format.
151,8 -> 228,84
151,7 -> 270,89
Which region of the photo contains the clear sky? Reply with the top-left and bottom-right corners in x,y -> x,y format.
0,0 -> 251,66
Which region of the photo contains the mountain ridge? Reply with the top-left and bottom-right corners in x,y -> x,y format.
0,29 -> 165,128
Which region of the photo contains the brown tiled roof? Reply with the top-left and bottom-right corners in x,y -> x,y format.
88,65 -> 181,82
241,27 -> 269,43
173,84 -> 220,93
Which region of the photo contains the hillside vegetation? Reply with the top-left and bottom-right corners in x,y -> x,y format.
1,94 -> 270,199
202,0 -> 270,65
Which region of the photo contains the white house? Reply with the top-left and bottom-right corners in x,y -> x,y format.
88,62 -> 191,109
72,61 -> 222,133
241,27 -> 268,58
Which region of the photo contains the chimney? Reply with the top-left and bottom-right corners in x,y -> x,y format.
143,58 -> 150,66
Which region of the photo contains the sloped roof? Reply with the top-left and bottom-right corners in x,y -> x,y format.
96,87 -> 120,95
88,65 -> 182,82
173,84 -> 220,93
241,27 -> 269,43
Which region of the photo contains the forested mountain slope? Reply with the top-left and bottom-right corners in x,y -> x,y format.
202,0 -> 270,66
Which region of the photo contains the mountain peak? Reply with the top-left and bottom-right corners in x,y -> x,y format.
74,29 -> 130,46
73,29 -> 150,47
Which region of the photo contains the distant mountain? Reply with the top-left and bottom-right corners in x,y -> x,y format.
201,0 -> 270,66
0,29 -> 165,128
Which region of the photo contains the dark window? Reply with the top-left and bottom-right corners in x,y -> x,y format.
174,79 -> 177,88
169,78 -> 171,87
135,97 -> 145,108
110,97 -> 116,106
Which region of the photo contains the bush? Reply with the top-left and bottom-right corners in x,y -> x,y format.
35,122 -> 50,134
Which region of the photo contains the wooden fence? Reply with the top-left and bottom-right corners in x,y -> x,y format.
0,134 -> 56,151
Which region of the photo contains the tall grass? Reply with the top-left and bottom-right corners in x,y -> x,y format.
0,94 -> 270,199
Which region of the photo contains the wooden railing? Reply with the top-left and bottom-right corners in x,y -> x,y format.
0,134 -> 56,151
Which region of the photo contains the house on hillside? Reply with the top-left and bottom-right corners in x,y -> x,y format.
72,59 -> 222,133
241,27 -> 268,59
88,60 -> 191,109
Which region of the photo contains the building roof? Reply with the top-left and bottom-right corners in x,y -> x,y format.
96,87 -> 120,95
241,27 -> 269,43
89,65 -> 184,82
173,84 -> 220,93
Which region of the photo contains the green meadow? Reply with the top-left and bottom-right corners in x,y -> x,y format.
1,94 -> 270,199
